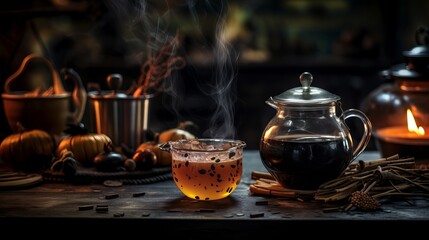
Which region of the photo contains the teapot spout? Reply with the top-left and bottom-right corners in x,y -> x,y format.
265,97 -> 278,110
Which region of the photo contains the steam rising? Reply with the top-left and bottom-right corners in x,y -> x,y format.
206,3 -> 238,139
107,0 -> 238,139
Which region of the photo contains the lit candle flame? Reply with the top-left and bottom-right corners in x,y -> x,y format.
407,109 -> 425,135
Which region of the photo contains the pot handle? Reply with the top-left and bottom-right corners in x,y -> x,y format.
159,142 -> 171,152
4,54 -> 65,94
60,68 -> 87,124
341,109 -> 372,164
265,97 -> 279,110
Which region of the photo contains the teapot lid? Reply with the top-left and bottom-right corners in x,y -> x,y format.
391,26 -> 429,79
271,72 -> 340,105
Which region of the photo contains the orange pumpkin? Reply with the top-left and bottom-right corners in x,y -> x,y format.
158,128 -> 195,143
0,129 -> 54,171
57,133 -> 111,166
136,141 -> 172,166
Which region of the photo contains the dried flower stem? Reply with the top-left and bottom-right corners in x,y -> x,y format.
132,33 -> 186,97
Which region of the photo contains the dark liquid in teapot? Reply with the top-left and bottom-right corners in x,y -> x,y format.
260,135 -> 351,189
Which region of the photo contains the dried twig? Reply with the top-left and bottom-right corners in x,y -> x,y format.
132,33 -> 186,97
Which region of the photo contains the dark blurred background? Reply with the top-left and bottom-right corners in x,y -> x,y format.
1,0 -> 428,150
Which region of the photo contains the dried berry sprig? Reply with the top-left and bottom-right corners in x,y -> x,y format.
132,32 -> 186,97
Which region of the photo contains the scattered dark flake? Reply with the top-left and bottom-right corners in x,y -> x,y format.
141,212 -> 151,217
211,183 -> 214,186
231,165 -> 236,168
114,212 -> 125,217
223,214 -> 234,218
103,180 -> 123,187
132,192 -> 146,197
229,152 -> 235,159
198,169 -> 206,175
105,193 -> 119,199
174,177 -> 179,182
211,164 -> 215,170
185,161 -> 189,167
204,186 -> 207,190
255,200 -> 269,205
78,205 -> 94,211
215,159 -> 220,163
217,179 -> 222,182
96,206 -> 109,213
167,209 -> 183,212
211,157 -> 216,160
220,165 -> 224,168
197,209 -> 215,213
235,213 -> 244,217
209,173 -> 214,177
178,163 -> 181,168
250,213 -> 264,218
195,196 -> 200,200
226,187 -> 231,193
217,174 -> 221,178
188,176 -> 191,180
205,197 -> 210,200
184,153 -> 189,157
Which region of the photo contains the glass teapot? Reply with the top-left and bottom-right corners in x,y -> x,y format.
260,72 -> 372,189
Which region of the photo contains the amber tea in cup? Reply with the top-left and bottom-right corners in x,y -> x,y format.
164,139 -> 246,201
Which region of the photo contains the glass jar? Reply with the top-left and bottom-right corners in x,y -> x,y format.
360,27 -> 429,159
260,72 -> 372,189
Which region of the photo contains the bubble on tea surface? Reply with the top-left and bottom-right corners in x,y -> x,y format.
206,145 -> 215,151
222,143 -> 232,150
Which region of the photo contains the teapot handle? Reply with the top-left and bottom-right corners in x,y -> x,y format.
341,109 -> 372,164
60,68 -> 87,124
4,54 -> 65,94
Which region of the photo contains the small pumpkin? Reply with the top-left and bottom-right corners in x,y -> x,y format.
57,124 -> 112,166
0,124 -> 54,171
136,141 -> 172,166
158,128 -> 195,143
93,142 -> 125,172
132,149 -> 157,170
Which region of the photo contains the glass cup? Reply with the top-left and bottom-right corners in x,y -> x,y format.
162,139 -> 246,201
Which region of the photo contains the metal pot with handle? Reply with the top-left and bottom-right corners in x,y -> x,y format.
2,54 -> 86,135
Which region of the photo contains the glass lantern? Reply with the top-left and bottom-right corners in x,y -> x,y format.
360,27 -> 429,160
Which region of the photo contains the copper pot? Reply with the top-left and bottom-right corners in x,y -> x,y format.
2,54 -> 86,135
